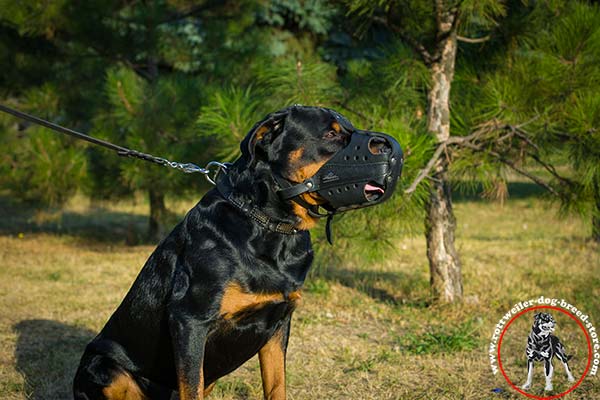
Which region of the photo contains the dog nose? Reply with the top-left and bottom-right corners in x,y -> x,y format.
368,137 -> 392,155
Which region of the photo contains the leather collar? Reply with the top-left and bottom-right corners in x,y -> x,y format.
216,175 -> 299,235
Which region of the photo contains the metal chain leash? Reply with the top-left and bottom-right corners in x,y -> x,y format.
0,103 -> 230,185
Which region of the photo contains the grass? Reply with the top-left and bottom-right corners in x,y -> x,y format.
0,183 -> 598,400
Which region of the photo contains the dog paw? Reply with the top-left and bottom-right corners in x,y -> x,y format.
545,384 -> 553,391
568,376 -> 575,383
521,383 -> 531,390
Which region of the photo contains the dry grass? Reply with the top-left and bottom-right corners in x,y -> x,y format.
0,184 -> 598,400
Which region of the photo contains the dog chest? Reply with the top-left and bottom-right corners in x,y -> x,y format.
202,289 -> 300,385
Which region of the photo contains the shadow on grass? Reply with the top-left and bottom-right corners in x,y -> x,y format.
314,265 -> 430,308
453,181 -> 547,203
0,195 -> 182,245
13,319 -> 95,400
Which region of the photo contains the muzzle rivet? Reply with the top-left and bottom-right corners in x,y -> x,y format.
391,157 -> 396,164
306,182 -> 313,188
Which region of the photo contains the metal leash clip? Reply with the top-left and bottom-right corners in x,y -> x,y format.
152,158 -> 230,184
154,158 -> 207,174
204,161 -> 231,185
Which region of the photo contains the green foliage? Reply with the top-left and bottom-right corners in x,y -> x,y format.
459,0 -> 507,33
197,86 -> 265,162
0,85 -> 86,206
0,127 -> 86,206
93,66 -> 202,195
258,0 -> 337,35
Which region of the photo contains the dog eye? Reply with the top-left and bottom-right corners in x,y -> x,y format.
324,130 -> 338,139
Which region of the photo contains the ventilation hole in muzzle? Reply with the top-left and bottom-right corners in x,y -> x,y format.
368,137 -> 392,155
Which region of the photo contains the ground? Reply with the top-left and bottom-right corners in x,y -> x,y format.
0,183 -> 598,400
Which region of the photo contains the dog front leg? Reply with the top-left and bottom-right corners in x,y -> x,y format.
562,361 -> 575,383
521,360 -> 534,390
259,321 -> 290,400
169,314 -> 210,400
544,359 -> 554,391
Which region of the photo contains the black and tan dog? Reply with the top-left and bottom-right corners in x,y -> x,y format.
73,105 -> 400,400
521,312 -> 576,392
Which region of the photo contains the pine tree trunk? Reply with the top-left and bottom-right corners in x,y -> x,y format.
425,29 -> 463,302
148,188 -> 168,242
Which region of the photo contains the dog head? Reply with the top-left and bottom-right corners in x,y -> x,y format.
236,105 -> 401,230
533,312 -> 556,336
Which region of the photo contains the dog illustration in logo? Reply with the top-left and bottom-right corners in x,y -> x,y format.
521,312 -> 576,391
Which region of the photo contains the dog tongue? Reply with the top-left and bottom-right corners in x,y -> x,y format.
365,183 -> 384,194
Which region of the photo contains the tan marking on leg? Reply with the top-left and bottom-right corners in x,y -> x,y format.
178,375 -> 191,400
259,329 -> 286,400
177,365 -> 205,400
103,372 -> 145,400
220,283 -> 285,319
198,365 -> 205,399
203,382 -> 216,397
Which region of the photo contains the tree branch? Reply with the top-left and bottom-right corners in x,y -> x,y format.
459,141 -> 560,196
457,35 -> 491,43
403,117 -> 573,197
404,142 -> 447,194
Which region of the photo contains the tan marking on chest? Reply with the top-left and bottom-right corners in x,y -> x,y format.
103,372 -> 145,400
221,283 -> 298,319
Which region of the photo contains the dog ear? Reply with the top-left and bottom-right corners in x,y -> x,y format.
240,109 -> 289,165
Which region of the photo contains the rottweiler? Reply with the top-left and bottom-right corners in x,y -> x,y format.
73,105 -> 398,400
521,312 -> 576,392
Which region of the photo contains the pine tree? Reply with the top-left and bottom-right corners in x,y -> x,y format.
453,0 -> 600,242
339,0 -> 508,302
0,1 -> 265,240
